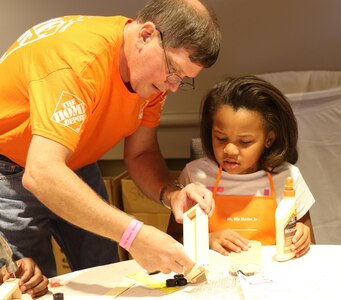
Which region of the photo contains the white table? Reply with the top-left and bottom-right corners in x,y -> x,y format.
37,245 -> 341,300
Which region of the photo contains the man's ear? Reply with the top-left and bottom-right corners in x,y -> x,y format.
265,131 -> 276,148
139,22 -> 157,44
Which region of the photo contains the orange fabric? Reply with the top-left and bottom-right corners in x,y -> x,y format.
209,166 -> 277,245
0,16 -> 165,169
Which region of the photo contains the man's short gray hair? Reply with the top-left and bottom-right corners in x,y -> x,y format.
136,0 -> 221,68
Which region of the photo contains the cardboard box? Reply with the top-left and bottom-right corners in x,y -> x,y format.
121,171 -> 180,223
121,178 -> 171,214
127,212 -> 171,233
104,171 -> 128,209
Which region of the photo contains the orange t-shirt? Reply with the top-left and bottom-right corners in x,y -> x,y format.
0,16 -> 165,169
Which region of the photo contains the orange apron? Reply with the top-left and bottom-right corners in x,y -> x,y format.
209,166 -> 277,245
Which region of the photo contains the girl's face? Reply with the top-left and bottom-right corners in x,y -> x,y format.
212,105 -> 274,174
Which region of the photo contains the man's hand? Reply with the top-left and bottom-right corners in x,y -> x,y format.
168,183 -> 215,223
129,224 -> 195,274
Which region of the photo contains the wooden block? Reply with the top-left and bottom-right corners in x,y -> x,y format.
229,240 -> 262,275
183,204 -> 209,268
0,278 -> 22,300
185,264 -> 208,283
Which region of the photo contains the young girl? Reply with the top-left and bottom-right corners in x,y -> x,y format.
178,75 -> 315,258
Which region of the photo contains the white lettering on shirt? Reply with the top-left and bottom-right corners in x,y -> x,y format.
51,91 -> 87,133
0,16 -> 90,64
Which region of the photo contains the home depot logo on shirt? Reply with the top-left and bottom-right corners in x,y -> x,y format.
51,91 -> 87,133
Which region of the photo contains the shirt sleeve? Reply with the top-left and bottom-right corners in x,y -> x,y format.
295,169 -> 316,220
29,68 -> 94,151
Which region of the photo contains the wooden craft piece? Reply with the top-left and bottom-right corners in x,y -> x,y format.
0,278 -> 22,300
183,204 -> 209,268
229,240 -> 262,275
185,264 -> 207,284
183,203 -> 209,284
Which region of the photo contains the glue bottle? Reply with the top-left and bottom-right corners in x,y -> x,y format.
275,177 -> 297,261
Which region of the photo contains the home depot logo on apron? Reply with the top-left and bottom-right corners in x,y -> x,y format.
209,166 -> 277,245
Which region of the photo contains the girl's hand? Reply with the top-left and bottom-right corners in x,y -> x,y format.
2,258 -> 49,298
291,222 -> 311,257
209,229 -> 250,256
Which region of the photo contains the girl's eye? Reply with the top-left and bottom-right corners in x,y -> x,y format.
240,141 -> 251,145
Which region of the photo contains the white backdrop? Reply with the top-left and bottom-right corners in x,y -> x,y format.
260,71 -> 341,244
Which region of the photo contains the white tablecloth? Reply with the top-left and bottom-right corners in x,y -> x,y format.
35,245 -> 341,300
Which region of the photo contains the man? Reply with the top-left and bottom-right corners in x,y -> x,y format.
0,0 -> 221,277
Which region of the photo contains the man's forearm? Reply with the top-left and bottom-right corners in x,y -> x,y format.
125,149 -> 173,203
23,162 -> 132,242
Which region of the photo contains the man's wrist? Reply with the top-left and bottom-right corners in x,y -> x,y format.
119,219 -> 144,251
159,182 -> 184,210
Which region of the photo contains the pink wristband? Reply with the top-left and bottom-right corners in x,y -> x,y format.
119,219 -> 144,251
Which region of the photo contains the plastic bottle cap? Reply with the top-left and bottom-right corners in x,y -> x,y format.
53,292 -> 64,300
284,177 -> 295,197
166,278 -> 177,287
176,277 -> 188,286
